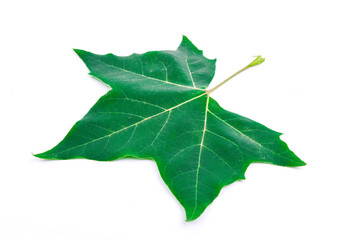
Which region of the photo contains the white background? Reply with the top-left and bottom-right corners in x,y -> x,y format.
1,0 -> 359,239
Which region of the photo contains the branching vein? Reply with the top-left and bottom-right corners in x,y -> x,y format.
48,93 -> 207,156
185,55 -> 196,88
89,54 -> 203,91
208,110 -> 298,164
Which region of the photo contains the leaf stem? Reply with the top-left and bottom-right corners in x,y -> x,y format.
206,56 -> 265,95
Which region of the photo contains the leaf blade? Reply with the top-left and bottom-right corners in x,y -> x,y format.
35,36 -> 305,221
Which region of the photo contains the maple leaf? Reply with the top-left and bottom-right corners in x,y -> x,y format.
35,36 -> 305,221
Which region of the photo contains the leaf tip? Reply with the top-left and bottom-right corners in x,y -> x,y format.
286,155 -> 306,167
184,205 -> 207,222
73,48 -> 85,56
32,151 -> 57,160
179,35 -> 192,47
181,34 -> 190,42
296,159 -> 307,167
178,35 -> 201,54
32,152 -> 46,159
185,214 -> 198,222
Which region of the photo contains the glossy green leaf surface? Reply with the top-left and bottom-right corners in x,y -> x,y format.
35,36 -> 305,221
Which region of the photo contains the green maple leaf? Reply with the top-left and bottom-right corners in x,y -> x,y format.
35,36 -> 305,221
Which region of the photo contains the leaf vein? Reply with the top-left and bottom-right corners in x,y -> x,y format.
185,53 -> 196,88
202,145 -> 237,175
208,111 -> 298,164
89,54 -> 203,90
151,110 -> 172,145
47,93 -> 207,156
190,95 -> 209,219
